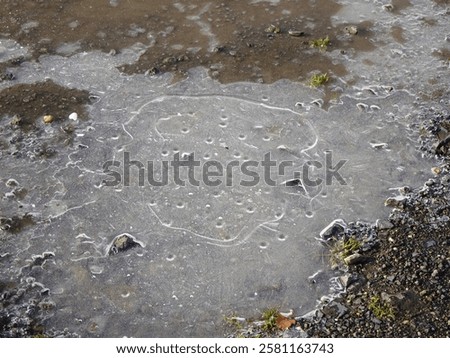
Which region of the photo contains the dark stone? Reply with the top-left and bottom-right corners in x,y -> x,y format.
435,135 -> 450,155
108,233 -> 142,255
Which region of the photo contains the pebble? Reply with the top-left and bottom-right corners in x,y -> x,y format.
344,26 -> 358,35
6,178 -> 19,187
69,112 -> 78,121
384,195 -> 406,208
344,253 -> 369,266
265,24 -> 281,34
43,115 -> 54,124
376,219 -> 394,230
10,115 -> 21,126
319,219 -> 346,240
108,233 -> 142,255
435,135 -> 450,155
288,30 -> 305,37
431,167 -> 441,175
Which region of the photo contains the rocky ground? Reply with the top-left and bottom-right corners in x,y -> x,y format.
226,108 -> 450,338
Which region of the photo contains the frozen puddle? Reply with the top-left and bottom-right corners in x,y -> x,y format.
0,49 -> 433,336
121,95 -> 319,246
3,0 -> 449,334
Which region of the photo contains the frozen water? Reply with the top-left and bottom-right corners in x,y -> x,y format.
0,53 -> 432,336
1,0 -> 448,337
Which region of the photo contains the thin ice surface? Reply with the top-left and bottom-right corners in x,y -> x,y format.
1,0 -> 448,336
1,53 -> 431,337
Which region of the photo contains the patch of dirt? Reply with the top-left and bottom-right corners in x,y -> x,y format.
0,80 -> 90,130
0,0 -> 376,84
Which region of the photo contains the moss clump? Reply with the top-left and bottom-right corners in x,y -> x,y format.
309,36 -> 330,50
368,295 -> 395,320
330,237 -> 361,266
261,307 -> 279,332
309,73 -> 329,87
223,315 -> 243,330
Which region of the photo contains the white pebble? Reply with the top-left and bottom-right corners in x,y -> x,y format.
69,112 -> 78,121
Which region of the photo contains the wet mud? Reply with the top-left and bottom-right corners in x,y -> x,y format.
0,80 -> 90,130
0,0 -> 378,84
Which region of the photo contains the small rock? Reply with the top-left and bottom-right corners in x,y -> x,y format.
431,167 -> 442,175
384,195 -> 407,208
370,142 -> 388,149
1,71 -> 15,81
434,135 -> 450,155
6,178 -> 19,187
344,253 -> 371,266
288,30 -> 305,37
339,273 -> 359,289
386,275 -> 396,282
399,186 -> 411,194
162,56 -> 177,65
69,112 -> 78,121
10,115 -> 22,126
145,67 -> 159,76
265,24 -> 281,33
108,233 -> 142,255
43,115 -> 54,124
319,219 -> 346,240
344,26 -> 358,35
371,317 -> 382,324
376,219 -> 394,230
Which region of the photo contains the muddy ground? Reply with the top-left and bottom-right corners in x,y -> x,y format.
0,0 -> 374,84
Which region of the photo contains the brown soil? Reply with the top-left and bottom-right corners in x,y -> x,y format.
0,80 -> 90,130
0,0 -> 376,84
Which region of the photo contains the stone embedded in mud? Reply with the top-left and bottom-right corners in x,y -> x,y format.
43,115 -> 54,124
384,195 -> 407,208
344,26 -> 358,35
434,135 -> 450,155
265,24 -> 281,34
288,30 -> 305,37
339,273 -> 359,288
10,115 -> 22,126
69,112 -> 78,121
108,233 -> 142,255
343,253 -> 371,266
0,214 -> 35,233
319,219 -> 347,240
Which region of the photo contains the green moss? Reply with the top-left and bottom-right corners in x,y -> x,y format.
223,314 -> 243,330
309,36 -> 330,50
368,295 -> 395,320
330,237 -> 361,266
309,73 -> 329,87
31,334 -> 47,338
261,307 -> 279,332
